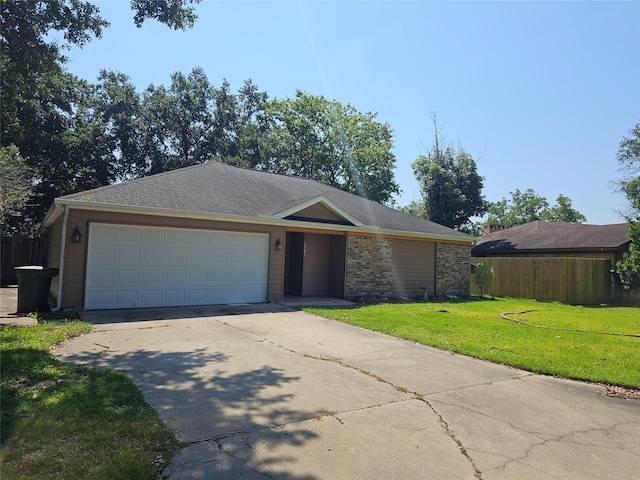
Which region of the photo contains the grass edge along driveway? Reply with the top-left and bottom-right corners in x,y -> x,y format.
305,297 -> 640,390
0,319 -> 182,480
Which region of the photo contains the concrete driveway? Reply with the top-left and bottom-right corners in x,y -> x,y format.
54,304 -> 640,480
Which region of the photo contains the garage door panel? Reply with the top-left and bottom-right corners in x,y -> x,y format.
188,250 -> 208,264
144,249 -> 164,263
86,224 -> 268,309
140,290 -> 163,304
89,269 -> 114,283
229,251 -> 248,265
119,228 -> 142,243
187,289 -> 207,302
165,290 -> 186,302
190,232 -> 209,246
115,290 -> 138,304
228,288 -> 249,302
229,271 -> 246,282
143,229 -> 165,244
87,291 -> 113,306
210,234 -> 229,247
92,247 -> 116,264
167,250 -> 187,263
246,270 -> 266,282
209,270 -> 228,282
118,247 -> 141,263
189,270 -> 208,282
117,270 -> 139,283
93,225 -> 117,242
209,250 -> 229,264
168,231 -> 188,245
142,270 -> 163,283
165,270 -> 186,282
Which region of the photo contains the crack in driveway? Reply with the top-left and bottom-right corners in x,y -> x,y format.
222,318 -> 485,479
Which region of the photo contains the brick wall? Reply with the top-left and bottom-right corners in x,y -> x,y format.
436,242 -> 471,296
345,235 -> 393,297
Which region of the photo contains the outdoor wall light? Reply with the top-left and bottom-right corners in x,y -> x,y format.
275,239 -> 283,250
71,226 -> 82,244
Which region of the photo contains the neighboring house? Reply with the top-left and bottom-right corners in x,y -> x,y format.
472,221 -> 631,262
471,221 -> 631,305
41,161 -> 472,310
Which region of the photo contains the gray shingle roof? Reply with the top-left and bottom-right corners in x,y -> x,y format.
472,220 -> 630,254
56,161 -> 470,240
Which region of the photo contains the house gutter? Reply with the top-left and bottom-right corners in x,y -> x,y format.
51,204 -> 69,312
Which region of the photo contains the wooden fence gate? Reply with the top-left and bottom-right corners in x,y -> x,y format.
1,236 -> 48,285
471,257 -> 615,305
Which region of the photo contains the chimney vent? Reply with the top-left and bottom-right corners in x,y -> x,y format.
483,223 -> 505,235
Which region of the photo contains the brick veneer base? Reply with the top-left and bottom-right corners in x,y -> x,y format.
345,235 -> 393,297
436,242 -> 471,296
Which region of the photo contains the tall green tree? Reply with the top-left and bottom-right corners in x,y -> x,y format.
486,189 -> 586,227
94,70 -> 145,181
140,68 -> 219,173
0,145 -> 34,236
540,194 -> 587,223
268,91 -> 399,204
228,80 -> 275,170
0,0 -> 201,234
410,118 -> 487,231
616,123 -> 640,216
615,123 -> 640,289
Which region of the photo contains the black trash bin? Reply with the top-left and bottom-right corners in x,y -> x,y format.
15,266 -> 59,313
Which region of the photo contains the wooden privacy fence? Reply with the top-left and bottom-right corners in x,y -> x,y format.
1,236 -> 48,285
471,257 -> 615,305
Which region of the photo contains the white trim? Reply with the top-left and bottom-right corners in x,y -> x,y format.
51,204 -> 69,312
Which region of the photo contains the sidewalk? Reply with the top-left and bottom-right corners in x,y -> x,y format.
0,286 -> 36,325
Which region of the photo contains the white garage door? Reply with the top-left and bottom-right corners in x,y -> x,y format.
85,224 -> 269,310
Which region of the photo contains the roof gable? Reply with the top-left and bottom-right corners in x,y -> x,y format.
273,195 -> 363,226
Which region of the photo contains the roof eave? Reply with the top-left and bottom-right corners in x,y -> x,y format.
39,202 -> 65,233
55,200 -> 473,244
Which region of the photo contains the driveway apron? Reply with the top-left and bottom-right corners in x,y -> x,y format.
54,305 -> 640,480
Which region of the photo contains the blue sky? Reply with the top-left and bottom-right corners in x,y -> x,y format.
64,1 -> 639,225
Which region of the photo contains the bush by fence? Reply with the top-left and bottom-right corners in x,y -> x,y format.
471,257 -> 618,305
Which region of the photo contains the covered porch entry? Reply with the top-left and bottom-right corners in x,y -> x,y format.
283,230 -> 346,299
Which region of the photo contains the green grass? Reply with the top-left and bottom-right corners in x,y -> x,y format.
0,317 -> 181,479
305,297 -> 640,389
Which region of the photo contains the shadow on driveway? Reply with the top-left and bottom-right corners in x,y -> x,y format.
57,339 -> 321,479
79,302 -> 294,324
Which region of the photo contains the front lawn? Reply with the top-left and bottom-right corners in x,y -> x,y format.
305,297 -> 640,389
0,318 -> 181,479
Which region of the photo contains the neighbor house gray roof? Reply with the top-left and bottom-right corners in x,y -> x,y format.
472,220 -> 630,255
46,161 -> 470,241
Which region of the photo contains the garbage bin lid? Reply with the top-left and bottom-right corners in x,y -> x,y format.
15,266 -> 51,270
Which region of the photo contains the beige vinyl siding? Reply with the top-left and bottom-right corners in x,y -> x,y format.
391,239 -> 436,297
293,204 -> 345,222
60,209 -> 286,308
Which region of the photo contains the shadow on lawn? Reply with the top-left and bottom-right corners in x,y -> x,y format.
57,346 -> 321,479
